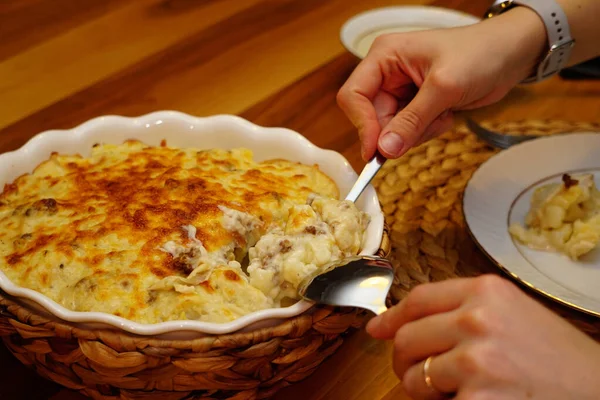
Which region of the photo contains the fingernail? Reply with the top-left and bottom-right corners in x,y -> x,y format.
379,132 -> 404,157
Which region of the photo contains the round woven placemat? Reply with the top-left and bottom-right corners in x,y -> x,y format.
0,296 -> 366,400
373,119 -> 600,338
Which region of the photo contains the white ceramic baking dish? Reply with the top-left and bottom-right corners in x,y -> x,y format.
0,111 -> 384,337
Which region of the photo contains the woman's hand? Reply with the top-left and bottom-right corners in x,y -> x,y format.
336,8 -> 547,161
367,275 -> 600,399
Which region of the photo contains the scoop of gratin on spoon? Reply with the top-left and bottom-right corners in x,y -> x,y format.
297,153 -> 391,313
298,255 -> 394,315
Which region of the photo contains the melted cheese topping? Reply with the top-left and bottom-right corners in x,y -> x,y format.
0,140 -> 369,323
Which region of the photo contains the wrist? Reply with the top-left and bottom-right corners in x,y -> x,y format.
490,6 -> 548,82
484,1 -> 578,83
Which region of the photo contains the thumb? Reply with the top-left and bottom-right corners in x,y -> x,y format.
377,83 -> 451,158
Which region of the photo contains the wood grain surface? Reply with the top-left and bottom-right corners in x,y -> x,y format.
1,0 -> 599,399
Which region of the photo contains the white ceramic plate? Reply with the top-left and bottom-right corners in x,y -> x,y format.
0,111 -> 384,337
340,6 -> 480,59
464,132 -> 600,316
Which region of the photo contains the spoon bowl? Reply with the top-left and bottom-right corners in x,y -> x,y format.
298,255 -> 394,315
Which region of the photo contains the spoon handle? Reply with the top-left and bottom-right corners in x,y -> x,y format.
344,152 -> 387,202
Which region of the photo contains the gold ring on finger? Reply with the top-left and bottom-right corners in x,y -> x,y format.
423,356 -> 439,393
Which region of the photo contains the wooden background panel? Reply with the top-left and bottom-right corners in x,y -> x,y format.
0,0 -> 425,141
241,53 -> 364,168
0,0 -> 263,128
0,0 -> 136,61
469,79 -> 600,122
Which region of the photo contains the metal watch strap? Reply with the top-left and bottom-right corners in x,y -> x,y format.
486,0 -> 575,83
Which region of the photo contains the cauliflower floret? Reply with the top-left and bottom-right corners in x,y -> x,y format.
563,215 -> 600,259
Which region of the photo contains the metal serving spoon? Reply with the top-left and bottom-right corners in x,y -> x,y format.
298,255 -> 394,315
344,152 -> 387,202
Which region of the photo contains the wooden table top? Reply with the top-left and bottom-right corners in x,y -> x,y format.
1,0 -> 599,399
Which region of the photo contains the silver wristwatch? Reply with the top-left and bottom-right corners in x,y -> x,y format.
485,0 -> 575,83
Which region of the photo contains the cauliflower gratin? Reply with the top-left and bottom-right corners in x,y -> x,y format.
509,173 -> 600,260
0,140 -> 370,323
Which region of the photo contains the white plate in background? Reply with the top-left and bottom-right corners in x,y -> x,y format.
463,132 -> 600,316
340,6 -> 480,59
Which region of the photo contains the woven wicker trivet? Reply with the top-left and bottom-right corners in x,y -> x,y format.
373,119 -> 600,334
0,296 -> 367,400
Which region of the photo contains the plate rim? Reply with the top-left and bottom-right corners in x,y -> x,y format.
463,131 -> 600,317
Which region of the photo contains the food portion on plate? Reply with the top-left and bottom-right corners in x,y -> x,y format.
0,140 -> 370,324
509,173 -> 600,260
